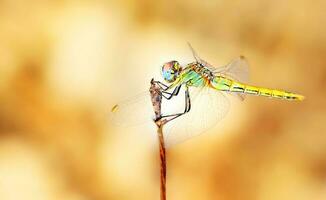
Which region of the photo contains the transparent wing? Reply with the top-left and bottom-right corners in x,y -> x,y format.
110,85 -> 231,147
215,56 -> 250,83
164,86 -> 230,147
188,43 -> 250,82
188,42 -> 217,71
187,43 -> 250,100
110,91 -> 154,126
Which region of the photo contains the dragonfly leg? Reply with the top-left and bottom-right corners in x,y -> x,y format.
154,80 -> 182,94
153,80 -> 169,90
161,85 -> 182,100
160,86 -> 191,122
152,80 -> 181,99
151,79 -> 178,99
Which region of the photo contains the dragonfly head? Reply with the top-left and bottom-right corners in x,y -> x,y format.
161,61 -> 182,83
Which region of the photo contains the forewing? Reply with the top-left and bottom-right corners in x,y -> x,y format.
110,92 -> 154,126
187,43 -> 250,89
187,43 -> 216,71
164,86 -> 230,147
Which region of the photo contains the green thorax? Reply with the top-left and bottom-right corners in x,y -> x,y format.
178,62 -> 214,87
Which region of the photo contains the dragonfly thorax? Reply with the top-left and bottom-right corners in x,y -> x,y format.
161,60 -> 182,83
192,63 -> 215,80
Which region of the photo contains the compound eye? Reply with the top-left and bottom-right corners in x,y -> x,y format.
162,69 -> 172,81
162,62 -> 177,82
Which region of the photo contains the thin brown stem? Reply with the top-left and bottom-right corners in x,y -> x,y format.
157,122 -> 166,200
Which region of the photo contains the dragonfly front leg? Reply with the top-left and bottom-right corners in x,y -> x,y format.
153,80 -> 182,99
153,80 -> 169,90
161,85 -> 182,100
160,86 -> 191,122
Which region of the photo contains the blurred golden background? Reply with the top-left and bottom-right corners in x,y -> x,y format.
0,0 -> 325,199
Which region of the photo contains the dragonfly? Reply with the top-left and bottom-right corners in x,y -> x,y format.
111,44 -> 304,147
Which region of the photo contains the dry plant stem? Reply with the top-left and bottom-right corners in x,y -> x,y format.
149,79 -> 167,200
156,121 -> 166,200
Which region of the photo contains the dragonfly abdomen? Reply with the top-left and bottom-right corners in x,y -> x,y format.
212,77 -> 304,101
256,87 -> 304,100
242,85 -> 304,100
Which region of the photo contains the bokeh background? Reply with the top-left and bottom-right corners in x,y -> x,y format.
0,0 -> 325,200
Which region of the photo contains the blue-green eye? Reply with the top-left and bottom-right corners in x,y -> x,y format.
161,60 -> 181,82
162,69 -> 174,81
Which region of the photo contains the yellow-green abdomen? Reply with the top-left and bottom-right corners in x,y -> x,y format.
211,76 -> 304,101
